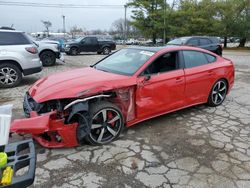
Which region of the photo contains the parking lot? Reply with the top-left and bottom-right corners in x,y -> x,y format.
0,49 -> 250,188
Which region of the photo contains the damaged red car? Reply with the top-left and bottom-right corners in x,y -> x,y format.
11,46 -> 234,148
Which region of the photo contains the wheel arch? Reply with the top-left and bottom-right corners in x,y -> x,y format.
39,49 -> 56,57
0,59 -> 23,72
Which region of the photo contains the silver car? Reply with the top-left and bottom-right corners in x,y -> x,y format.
0,29 -> 42,88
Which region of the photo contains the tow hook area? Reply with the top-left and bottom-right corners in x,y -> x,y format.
10,111 -> 79,148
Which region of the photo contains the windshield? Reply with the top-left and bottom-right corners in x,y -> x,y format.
167,38 -> 189,45
75,37 -> 84,42
95,48 -> 155,76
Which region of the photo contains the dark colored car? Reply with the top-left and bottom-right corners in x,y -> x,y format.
65,36 -> 116,55
167,36 -> 223,55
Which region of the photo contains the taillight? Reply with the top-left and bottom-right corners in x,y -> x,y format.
25,47 -> 38,54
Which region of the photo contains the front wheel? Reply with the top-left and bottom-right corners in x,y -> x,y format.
70,47 -> 78,55
86,101 -> 124,145
40,51 -> 56,66
207,79 -> 228,107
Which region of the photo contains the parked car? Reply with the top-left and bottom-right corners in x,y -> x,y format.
11,46 -> 234,148
65,36 -> 116,55
35,40 -> 64,66
0,29 -> 42,88
42,37 -> 66,52
115,40 -> 125,45
167,36 -> 223,55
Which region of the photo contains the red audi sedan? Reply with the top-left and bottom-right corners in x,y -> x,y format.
11,46 -> 234,148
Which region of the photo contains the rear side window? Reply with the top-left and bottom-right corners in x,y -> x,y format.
0,32 -> 31,45
205,53 -> 216,63
200,38 -> 211,46
183,50 -> 208,68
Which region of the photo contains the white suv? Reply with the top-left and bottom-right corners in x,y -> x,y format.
0,29 -> 42,88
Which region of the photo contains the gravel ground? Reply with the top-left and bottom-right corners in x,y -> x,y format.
0,49 -> 250,188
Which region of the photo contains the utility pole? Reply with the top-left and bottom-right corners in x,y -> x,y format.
163,0 -> 166,44
124,5 -> 127,42
62,15 -> 66,38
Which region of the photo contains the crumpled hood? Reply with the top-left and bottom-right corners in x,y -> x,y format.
29,67 -> 135,102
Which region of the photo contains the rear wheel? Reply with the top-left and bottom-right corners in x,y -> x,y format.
86,101 -> 124,145
207,79 -> 228,107
40,51 -> 56,66
216,49 -> 222,56
0,63 -> 22,88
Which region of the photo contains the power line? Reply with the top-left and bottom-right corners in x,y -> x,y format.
0,1 -> 125,9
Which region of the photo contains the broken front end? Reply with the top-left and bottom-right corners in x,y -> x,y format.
11,88 -> 136,148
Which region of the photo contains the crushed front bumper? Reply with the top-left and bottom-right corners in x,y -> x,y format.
10,111 -> 79,148
0,140 -> 36,188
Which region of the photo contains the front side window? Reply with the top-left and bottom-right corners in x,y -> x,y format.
183,50 -> 208,68
95,48 -> 155,75
142,51 -> 179,75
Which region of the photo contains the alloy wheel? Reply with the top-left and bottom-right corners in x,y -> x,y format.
103,47 -> 110,55
0,67 -> 18,86
89,108 -> 122,144
212,80 -> 227,105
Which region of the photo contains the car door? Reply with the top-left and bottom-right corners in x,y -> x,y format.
136,51 -> 185,119
182,50 -> 216,105
80,37 -> 96,52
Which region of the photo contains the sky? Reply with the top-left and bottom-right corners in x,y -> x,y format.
0,0 -> 132,33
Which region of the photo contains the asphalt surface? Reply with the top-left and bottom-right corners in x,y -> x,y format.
0,49 -> 250,188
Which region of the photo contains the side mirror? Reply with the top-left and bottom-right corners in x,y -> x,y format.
144,75 -> 151,81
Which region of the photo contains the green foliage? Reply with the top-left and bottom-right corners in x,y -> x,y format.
128,0 -> 168,42
128,0 -> 250,45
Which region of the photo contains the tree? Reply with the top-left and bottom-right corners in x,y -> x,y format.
215,0 -> 250,47
167,0 -> 221,37
111,18 -> 140,39
70,26 -> 83,38
127,0 -> 167,44
112,18 -> 126,38
41,20 -> 52,36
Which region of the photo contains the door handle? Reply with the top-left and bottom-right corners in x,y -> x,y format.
176,77 -> 183,83
208,70 -> 214,76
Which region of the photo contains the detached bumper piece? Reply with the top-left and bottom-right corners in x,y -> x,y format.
10,111 -> 79,148
0,140 -> 36,188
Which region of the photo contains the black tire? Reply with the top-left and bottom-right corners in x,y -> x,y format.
70,47 -> 78,56
40,51 -> 56,66
85,101 -> 124,145
207,79 -> 228,107
102,47 -> 111,55
97,51 -> 102,55
0,63 -> 22,88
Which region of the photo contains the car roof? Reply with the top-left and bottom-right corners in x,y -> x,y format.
179,36 -> 217,39
127,45 -> 207,53
0,29 -> 24,33
127,46 -> 173,52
